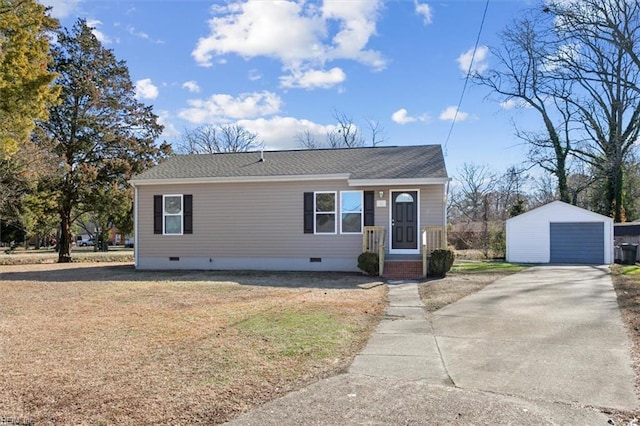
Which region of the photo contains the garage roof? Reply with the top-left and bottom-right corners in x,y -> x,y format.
507,200 -> 612,224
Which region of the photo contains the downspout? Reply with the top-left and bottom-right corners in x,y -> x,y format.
134,184 -> 139,268
444,179 -> 451,248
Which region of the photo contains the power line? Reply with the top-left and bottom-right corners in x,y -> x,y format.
443,0 -> 490,155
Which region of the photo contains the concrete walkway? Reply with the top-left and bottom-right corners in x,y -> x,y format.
228,265 -> 637,425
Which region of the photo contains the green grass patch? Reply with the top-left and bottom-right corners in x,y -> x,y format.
617,265 -> 640,276
237,309 -> 351,359
451,260 -> 529,274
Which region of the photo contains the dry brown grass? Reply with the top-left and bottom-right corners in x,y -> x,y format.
418,273 -> 510,315
0,263 -> 386,425
608,265 -> 640,424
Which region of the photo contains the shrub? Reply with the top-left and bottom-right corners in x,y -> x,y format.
357,252 -> 379,276
428,249 -> 455,277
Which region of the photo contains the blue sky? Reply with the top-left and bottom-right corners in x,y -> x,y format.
40,0 -> 541,176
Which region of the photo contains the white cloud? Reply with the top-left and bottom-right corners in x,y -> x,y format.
40,0 -> 82,18
86,19 -> 112,45
439,106 -> 470,122
127,25 -> 164,44
178,91 -> 283,123
280,67 -> 346,89
182,81 -> 200,93
192,0 -> 385,84
500,99 -> 518,110
320,1 -> 385,68
134,78 -> 159,100
248,69 -> 262,81
414,1 -> 432,25
391,108 -> 429,125
499,98 -> 533,110
457,45 -> 489,75
237,116 -> 334,150
157,110 -> 180,139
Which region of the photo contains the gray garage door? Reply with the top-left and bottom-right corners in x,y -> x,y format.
550,222 -> 604,264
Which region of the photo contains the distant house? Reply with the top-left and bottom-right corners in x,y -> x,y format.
129,145 -> 449,277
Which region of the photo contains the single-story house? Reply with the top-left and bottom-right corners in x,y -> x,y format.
506,200 -> 613,264
129,145 -> 449,276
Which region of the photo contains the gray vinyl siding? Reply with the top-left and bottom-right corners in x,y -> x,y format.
136,180 -> 445,263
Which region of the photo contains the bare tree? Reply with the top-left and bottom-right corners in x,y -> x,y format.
295,129 -> 320,149
365,117 -> 388,147
546,0 -> 640,221
450,163 -> 498,222
326,110 -> 365,148
296,110 -> 386,150
178,124 -> 260,154
478,1 -> 640,221
474,13 -> 574,203
494,166 -> 530,220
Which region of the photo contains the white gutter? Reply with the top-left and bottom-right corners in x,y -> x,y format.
349,177 -> 451,187
130,173 -> 351,186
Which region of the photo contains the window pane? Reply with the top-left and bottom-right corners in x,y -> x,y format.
316,213 -> 335,233
342,213 -> 362,233
395,193 -> 414,203
316,193 -> 335,212
341,192 -> 362,213
165,196 -> 182,214
165,216 -> 182,234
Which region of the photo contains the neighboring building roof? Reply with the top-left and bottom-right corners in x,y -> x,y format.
614,223 -> 640,236
130,145 -> 448,185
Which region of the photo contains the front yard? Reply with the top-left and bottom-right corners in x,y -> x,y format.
0,263 -> 386,424
6,259 -> 637,424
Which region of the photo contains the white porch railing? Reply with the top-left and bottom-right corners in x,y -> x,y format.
421,226 -> 447,277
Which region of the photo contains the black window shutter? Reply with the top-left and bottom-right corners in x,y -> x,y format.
364,191 -> 375,226
153,195 -> 163,234
183,194 -> 193,234
303,192 -> 314,234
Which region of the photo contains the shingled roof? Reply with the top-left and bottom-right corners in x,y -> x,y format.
131,145 -> 448,184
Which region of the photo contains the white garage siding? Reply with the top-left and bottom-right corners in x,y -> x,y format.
506,201 -> 613,264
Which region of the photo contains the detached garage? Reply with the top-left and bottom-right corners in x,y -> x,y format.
506,201 -> 613,264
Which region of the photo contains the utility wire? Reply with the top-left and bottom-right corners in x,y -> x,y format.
443,0 -> 490,155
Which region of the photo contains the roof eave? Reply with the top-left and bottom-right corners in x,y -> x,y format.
348,177 -> 451,186
129,173 -> 352,186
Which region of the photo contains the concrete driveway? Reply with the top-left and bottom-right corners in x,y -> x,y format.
229,265 -> 638,425
430,265 -> 637,410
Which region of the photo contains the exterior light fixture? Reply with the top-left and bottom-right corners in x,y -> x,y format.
379,190 -> 384,199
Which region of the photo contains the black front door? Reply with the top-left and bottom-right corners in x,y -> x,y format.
392,191 -> 418,250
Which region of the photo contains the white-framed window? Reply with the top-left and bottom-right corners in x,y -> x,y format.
341,191 -> 363,234
163,194 -> 183,235
314,191 -> 336,234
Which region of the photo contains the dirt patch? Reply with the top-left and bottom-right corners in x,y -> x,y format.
608,266 -> 640,424
418,273 -> 506,315
0,263 -> 386,425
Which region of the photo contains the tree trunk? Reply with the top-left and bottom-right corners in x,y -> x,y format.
58,208 -> 72,263
557,169 -> 571,204
612,166 -> 625,222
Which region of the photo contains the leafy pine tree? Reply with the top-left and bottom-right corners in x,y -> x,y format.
37,19 -> 171,262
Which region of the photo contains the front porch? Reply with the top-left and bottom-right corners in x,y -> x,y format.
362,226 -> 447,279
